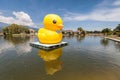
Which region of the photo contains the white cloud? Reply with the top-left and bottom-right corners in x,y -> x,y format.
0,42 -> 14,54
0,11 -> 34,26
15,43 -> 32,56
113,0 -> 120,6
63,0 -> 120,22
0,38 -> 34,55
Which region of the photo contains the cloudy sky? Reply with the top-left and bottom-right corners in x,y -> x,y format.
0,0 -> 120,30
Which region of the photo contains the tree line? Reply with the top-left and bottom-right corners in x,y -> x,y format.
101,24 -> 120,36
78,24 -> 120,36
2,24 -> 30,35
2,23 -> 120,37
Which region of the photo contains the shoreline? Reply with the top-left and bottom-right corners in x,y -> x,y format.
105,36 -> 120,42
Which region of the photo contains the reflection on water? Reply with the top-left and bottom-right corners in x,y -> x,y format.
75,35 -> 85,42
38,48 -> 62,75
0,36 -> 37,55
114,42 -> 120,51
100,38 -> 109,47
4,36 -> 30,45
0,36 -> 120,80
63,34 -> 74,39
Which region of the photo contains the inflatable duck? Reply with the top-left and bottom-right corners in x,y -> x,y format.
37,14 -> 64,44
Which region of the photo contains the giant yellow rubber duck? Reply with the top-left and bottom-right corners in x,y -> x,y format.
37,14 -> 64,44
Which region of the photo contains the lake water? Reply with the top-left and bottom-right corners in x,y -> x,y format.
0,36 -> 120,80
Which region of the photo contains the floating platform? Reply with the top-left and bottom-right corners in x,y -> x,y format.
30,42 -> 68,50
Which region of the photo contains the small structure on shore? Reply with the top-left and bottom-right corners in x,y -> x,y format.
62,30 -> 74,35
29,29 -> 35,35
0,32 -> 3,36
62,30 -> 85,36
74,30 -> 81,35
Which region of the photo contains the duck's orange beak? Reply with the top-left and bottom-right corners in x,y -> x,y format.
57,24 -> 64,29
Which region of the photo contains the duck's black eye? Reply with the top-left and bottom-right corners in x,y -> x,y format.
53,20 -> 57,24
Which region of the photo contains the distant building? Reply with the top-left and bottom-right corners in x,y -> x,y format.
62,30 -> 74,35
0,32 -> 3,36
29,29 -> 35,35
29,29 -> 35,33
74,30 -> 81,35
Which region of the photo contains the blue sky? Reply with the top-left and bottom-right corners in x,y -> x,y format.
0,0 -> 120,31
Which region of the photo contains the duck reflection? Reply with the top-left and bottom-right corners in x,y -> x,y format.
38,48 -> 63,75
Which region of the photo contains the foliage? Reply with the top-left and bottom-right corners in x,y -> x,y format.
2,24 -> 30,34
77,27 -> 86,35
77,27 -> 83,31
114,24 -> 120,31
113,24 -> 120,36
87,31 -> 101,33
101,28 -> 112,35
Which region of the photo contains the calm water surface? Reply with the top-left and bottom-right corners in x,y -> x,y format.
0,36 -> 120,80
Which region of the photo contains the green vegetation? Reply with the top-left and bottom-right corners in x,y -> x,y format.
114,24 -> 120,31
100,24 -> 120,37
101,28 -> 112,35
85,24 -> 120,37
77,27 -> 83,31
1,23 -> 120,37
113,24 -> 120,36
76,24 -> 120,37
77,27 -> 86,35
2,24 -> 30,35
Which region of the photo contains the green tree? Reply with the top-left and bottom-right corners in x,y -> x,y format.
2,24 -> 30,35
114,24 -> 120,31
77,27 -> 83,31
77,27 -> 86,36
101,28 -> 112,35
113,24 -> 120,36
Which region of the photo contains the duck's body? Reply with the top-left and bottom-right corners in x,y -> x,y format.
38,28 -> 62,44
37,14 -> 64,44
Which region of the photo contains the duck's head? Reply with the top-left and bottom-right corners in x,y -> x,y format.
43,14 -> 63,31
